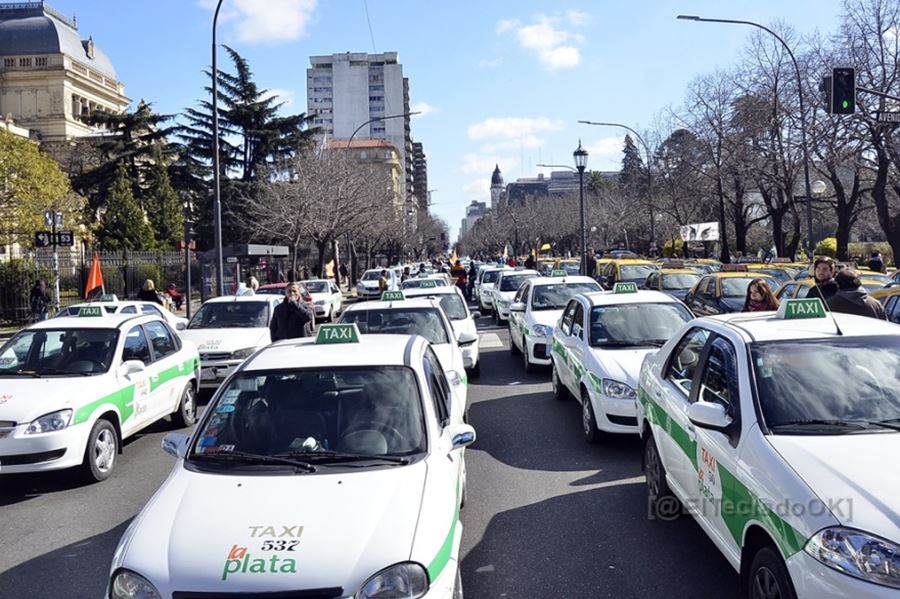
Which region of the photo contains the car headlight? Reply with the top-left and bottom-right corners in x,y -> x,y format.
24,409 -> 72,434
602,379 -> 637,400
230,347 -> 256,360
532,324 -> 553,337
109,569 -> 162,599
497,299 -> 510,307
356,562 -> 429,599
805,527 -> 900,589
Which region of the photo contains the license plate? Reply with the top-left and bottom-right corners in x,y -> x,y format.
201,368 -> 217,381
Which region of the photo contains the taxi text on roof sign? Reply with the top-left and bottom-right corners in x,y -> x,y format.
381,290 -> 405,302
550,270 -> 567,277
315,323 -> 361,344
79,306 -> 103,317
418,279 -> 437,288
100,294 -> 118,302
777,298 -> 827,320
613,282 -> 639,294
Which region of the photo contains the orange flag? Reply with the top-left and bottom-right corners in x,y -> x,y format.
84,253 -> 105,299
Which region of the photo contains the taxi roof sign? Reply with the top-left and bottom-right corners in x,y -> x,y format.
418,279 -> 437,288
777,298 -> 827,320
99,294 -> 119,302
315,323 -> 361,344
613,282 -> 639,294
381,290 -> 405,302
78,306 -> 103,317
720,264 -> 749,272
550,270 -> 567,277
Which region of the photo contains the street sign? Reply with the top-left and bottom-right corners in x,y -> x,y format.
56,230 -> 74,246
54,211 -> 63,227
35,231 -> 52,247
877,111 -> 900,124
226,256 -> 238,263
43,210 -> 54,228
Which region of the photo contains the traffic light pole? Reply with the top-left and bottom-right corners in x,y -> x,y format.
51,217 -> 60,312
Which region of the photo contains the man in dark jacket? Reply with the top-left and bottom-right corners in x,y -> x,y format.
806,257 -> 838,303
827,270 -> 887,320
868,251 -> 886,274
270,283 -> 313,341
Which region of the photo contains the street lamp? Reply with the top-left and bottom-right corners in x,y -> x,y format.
677,14 -> 816,260
573,141 -> 588,276
211,0 -> 226,295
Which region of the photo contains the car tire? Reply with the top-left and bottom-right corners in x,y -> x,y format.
523,337 -> 536,373
581,389 -> 602,444
746,546 -> 797,599
644,434 -> 680,521
82,418 -> 118,483
453,567 -> 464,599
171,382 -> 197,428
509,325 -> 521,355
552,362 -> 569,401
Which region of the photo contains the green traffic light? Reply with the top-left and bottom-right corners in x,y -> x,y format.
842,100 -> 850,109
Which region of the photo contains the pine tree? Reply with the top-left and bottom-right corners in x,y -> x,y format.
620,134 -> 646,194
145,145 -> 185,250
99,164 -> 155,250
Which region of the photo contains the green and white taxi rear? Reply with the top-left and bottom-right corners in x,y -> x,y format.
508,272 -> 602,372
552,284 -> 693,443
475,266 -> 510,314
299,279 -> 343,322
638,298 -> 900,598
108,325 -> 475,599
56,295 -> 188,331
404,283 -> 482,377
180,295 -> 283,389
490,269 -> 540,323
0,309 -> 199,481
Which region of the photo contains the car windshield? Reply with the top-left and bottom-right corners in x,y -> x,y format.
499,274 -> 535,291
721,277 -> 766,297
256,287 -> 284,295
304,281 -> 328,293
402,278 -> 447,289
750,269 -> 791,285
590,303 -> 692,347
661,274 -> 701,290
751,337 -> 900,433
0,328 -> 119,376
482,270 -> 502,284
559,262 -> 580,275
191,367 -> 426,462
188,302 -> 270,329
361,271 -> 382,281
437,294 -> 468,320
340,308 -> 450,344
531,282 -> 601,310
620,265 -> 657,281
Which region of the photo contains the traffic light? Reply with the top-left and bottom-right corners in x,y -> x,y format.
184,219 -> 197,241
821,75 -> 833,113
831,67 -> 856,114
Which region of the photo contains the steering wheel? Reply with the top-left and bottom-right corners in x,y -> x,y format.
341,421 -> 405,447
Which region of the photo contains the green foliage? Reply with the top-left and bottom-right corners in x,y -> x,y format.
815,237 -> 837,258
98,164 -> 155,250
0,259 -> 53,321
848,242 -> 893,265
620,134 -> 646,194
145,144 -> 184,250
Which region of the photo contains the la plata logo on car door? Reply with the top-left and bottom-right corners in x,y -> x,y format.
698,445 -> 722,512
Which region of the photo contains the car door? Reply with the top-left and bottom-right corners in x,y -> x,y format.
329,282 -> 342,315
118,324 -> 156,434
692,278 -> 715,315
143,320 -> 185,420
645,273 -> 659,290
553,300 -> 578,390
685,278 -> 706,314
885,296 -> 900,324
776,283 -> 797,301
508,282 -> 529,351
564,301 -> 587,395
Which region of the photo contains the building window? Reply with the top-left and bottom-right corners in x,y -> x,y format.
35,56 -> 48,67
369,95 -> 383,101
3,58 -> 14,68
18,57 -> 31,67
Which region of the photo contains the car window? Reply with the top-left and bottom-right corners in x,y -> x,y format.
189,301 -> 270,329
424,347 -> 451,426
120,305 -> 138,314
699,278 -> 714,297
144,320 -> 177,359
662,274 -> 701,290
0,328 -> 118,376
339,308 -> 450,344
560,300 -> 577,335
531,282 -> 601,310
887,297 -> 900,324
779,283 -> 797,299
619,264 -> 657,282
514,282 -> 529,304
646,273 -> 658,288
697,337 -> 739,411
665,328 -> 711,396
141,304 -> 164,317
590,303 -> 693,347
437,294 -> 468,321
572,303 -> 585,339
122,325 -> 153,365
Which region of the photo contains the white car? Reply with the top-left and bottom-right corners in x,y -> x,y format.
56,297 -> 188,332
404,283 -> 482,377
339,292 -> 470,420
508,273 -> 602,372
490,269 -> 541,324
475,266 -> 510,315
402,274 -> 451,290
300,279 -> 343,322
180,295 -> 283,390
0,309 -> 199,481
551,284 -> 693,443
356,268 -> 398,300
107,324 -> 475,599
638,298 -> 900,598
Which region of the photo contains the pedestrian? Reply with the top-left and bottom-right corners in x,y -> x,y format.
378,269 -> 389,292
269,283 -> 313,341
401,266 -> 411,282
29,279 -> 51,322
339,263 -> 349,288
236,277 -> 257,296
806,257 -> 839,303
826,269 -> 887,320
524,254 -> 536,270
868,251 -> 886,274
450,260 -> 467,294
467,262 -> 478,300
138,279 -> 164,305
507,256 -> 517,267
165,283 -> 184,310
742,279 -> 779,312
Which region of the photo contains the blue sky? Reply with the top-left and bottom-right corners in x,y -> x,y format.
47,0 -> 844,237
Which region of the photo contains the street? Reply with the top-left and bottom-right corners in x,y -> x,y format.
0,312 -> 737,599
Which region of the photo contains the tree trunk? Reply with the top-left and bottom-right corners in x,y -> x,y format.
315,238 -> 328,279
332,237 -> 341,287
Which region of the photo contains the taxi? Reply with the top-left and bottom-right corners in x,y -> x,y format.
475,265 -> 510,315
683,266 -> 778,316
776,277 -> 888,301
56,295 -> 188,331
872,285 -> 900,323
551,258 -> 582,277
107,324 -> 475,599
643,262 -> 703,302
356,268 -> 396,300
299,279 -> 343,322
489,269 -> 541,324
508,272 -> 601,373
598,258 -> 659,289
551,284 -> 693,443
637,298 -> 900,598
403,282 -> 482,378
0,309 -> 199,481
402,274 -> 451,290
180,295 -> 284,389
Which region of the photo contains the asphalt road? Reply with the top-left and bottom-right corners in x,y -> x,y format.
0,311 -> 739,599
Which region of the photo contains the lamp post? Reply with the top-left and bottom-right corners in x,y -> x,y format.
573,141 -> 588,276
578,120 -> 658,256
677,14 -> 816,260
211,0 -> 225,295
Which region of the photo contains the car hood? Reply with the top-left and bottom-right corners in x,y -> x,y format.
530,309 -> 564,330
309,292 -> 334,302
767,434 -> 900,543
180,328 -> 271,354
480,283 -> 495,292
120,462 -> 427,594
589,347 -> 656,389
358,281 -> 380,288
0,377 -> 114,425
449,318 -> 477,340
662,290 -> 689,302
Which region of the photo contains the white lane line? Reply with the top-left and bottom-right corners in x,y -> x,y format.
479,332 -> 504,349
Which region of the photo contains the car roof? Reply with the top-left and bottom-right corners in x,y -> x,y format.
342,297 -> 443,311
582,289 -> 681,306
706,272 -> 776,279
402,286 -> 461,297
67,300 -> 155,308
29,312 -> 149,330
659,269 -> 701,276
202,295 -> 281,304
244,334 -> 427,371
608,259 -> 656,265
529,275 -> 599,286
497,269 -> 540,278
705,310 -> 897,342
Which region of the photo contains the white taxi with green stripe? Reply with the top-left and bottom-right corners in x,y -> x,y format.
108,324 -> 475,599
0,310 -> 199,482
638,298 -> 900,598
551,285 -> 693,443
508,273 -> 601,373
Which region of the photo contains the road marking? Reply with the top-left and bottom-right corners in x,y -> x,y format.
479,332 -> 503,349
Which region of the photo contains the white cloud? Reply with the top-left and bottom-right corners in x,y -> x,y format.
199,0 -> 318,43
461,153 -> 515,176
463,179 -> 491,199
585,135 -> 627,168
260,88 -> 295,107
410,101 -> 439,117
467,117 -> 563,141
497,13 -> 587,71
477,57 -> 503,68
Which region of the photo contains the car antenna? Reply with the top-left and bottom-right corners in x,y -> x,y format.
822,296 -> 844,336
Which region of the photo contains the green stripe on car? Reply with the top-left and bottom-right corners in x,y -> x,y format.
427,479 -> 461,581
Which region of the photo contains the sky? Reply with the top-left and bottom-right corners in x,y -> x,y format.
43,0 -> 845,239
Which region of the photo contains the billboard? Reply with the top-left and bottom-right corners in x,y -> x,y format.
680,222 -> 720,242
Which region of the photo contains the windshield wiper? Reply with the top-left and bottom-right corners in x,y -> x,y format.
191,450 -> 316,471
862,419 -> 900,432
595,341 -> 661,348
274,449 -> 409,465
770,419 -> 868,432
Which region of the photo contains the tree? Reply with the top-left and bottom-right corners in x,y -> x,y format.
144,144 -> 185,250
99,164 -> 155,250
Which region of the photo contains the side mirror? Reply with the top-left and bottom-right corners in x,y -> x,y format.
162,432 -> 190,459
176,321 -> 187,331
687,401 -> 732,432
509,302 -> 526,312
446,423 -> 476,451
470,310 -> 482,319
457,331 -> 478,345
448,370 -> 465,386
120,359 -> 145,377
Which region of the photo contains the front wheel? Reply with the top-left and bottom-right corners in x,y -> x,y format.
552,362 -> 569,401
468,360 -> 481,379
171,382 -> 197,428
746,546 -> 797,599
581,390 -> 602,444
523,337 -> 537,373
82,419 -> 118,482
644,434 -> 680,521
509,325 -> 521,355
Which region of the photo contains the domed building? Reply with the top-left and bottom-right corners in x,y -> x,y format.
0,1 -> 129,141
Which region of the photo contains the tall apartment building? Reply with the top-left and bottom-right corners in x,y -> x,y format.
411,141 -> 428,226
307,52 -> 414,211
